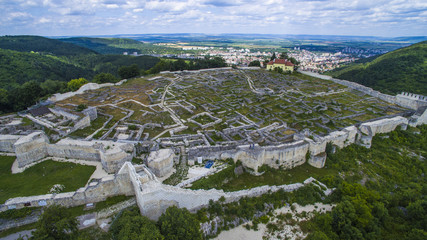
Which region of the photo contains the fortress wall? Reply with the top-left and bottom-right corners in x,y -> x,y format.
14,132 -> 49,168
298,71 -> 427,110
49,108 -> 79,121
188,141 -> 309,171
73,115 -> 91,131
82,107 -> 98,121
359,116 -> 408,136
0,135 -> 21,152
100,148 -> 134,174
0,172 -> 134,212
47,140 -> 101,161
48,80 -> 126,102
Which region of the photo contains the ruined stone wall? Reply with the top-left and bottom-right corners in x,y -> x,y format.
0,135 -> 21,152
359,116 -> 408,136
188,141 -> 309,171
73,115 -> 91,131
47,139 -> 101,161
299,71 -> 427,111
82,107 -> 98,121
0,173 -> 134,212
14,132 -> 49,168
13,134 -> 134,173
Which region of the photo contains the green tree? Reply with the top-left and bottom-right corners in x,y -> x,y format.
158,206 -> 202,240
67,78 -> 88,92
0,88 -> 10,113
279,52 -> 289,59
110,207 -> 163,240
270,53 -> 276,61
93,73 -> 118,84
248,60 -> 261,67
40,79 -> 67,95
10,81 -> 43,111
118,64 -> 140,79
31,205 -> 78,240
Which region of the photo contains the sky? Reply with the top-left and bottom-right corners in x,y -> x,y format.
1,0 -> 426,37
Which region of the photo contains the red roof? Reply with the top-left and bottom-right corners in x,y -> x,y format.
267,58 -> 294,66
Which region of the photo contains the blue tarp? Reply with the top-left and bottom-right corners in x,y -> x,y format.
205,160 -> 214,168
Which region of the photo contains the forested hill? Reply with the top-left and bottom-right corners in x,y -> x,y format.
0,48 -> 93,89
59,37 -> 187,55
326,41 -> 427,95
0,36 -> 160,89
0,35 -> 160,113
0,35 -> 97,56
59,37 -> 142,54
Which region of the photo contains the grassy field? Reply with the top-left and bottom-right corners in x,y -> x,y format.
69,114 -> 110,138
0,156 -> 95,203
190,162 -> 337,192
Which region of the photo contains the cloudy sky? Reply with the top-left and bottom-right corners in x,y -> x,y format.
1,0 -> 426,37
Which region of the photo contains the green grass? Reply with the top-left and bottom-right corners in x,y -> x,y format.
0,156 -> 95,203
163,165 -> 189,186
0,222 -> 37,238
69,115 -> 110,138
67,195 -> 134,217
190,163 -> 337,192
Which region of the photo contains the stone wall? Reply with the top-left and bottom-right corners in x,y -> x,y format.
0,135 -> 21,152
48,80 -> 127,102
15,132 -> 49,168
13,134 -> 135,174
188,141 -> 309,171
82,107 -> 98,121
146,149 -> 174,177
73,115 -> 91,131
299,71 -> 427,111
0,173 -> 134,212
359,116 -> 408,136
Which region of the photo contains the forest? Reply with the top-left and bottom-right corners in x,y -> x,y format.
0,36 -> 227,113
327,41 -> 427,95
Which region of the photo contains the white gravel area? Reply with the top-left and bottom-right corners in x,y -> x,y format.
214,203 -> 334,240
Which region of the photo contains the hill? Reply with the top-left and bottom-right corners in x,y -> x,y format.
326,41 -> 427,95
0,48 -> 94,89
59,37 -> 184,55
0,35 -> 97,56
0,36 -> 160,113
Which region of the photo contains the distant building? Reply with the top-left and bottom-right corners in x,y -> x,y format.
266,59 -> 294,72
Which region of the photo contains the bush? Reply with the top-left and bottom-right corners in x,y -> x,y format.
158,206 -> 202,240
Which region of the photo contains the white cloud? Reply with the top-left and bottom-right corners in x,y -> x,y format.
0,0 -> 425,36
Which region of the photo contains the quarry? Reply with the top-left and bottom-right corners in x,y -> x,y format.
1,67 -> 427,225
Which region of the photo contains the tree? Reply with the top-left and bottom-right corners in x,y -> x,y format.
10,81 -> 43,111
248,60 -> 261,67
40,79 -> 67,95
158,206 -> 202,240
118,64 -> 140,79
31,205 -> 78,240
93,73 -> 118,84
110,207 -> 163,240
279,52 -> 289,59
270,53 -> 276,61
67,78 -> 88,92
0,88 -> 10,113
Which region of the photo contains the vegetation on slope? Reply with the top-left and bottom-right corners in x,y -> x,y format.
326,41 -> 427,95
189,125 -> 426,239
59,37 -> 189,55
0,35 -> 96,56
301,126 -> 427,239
